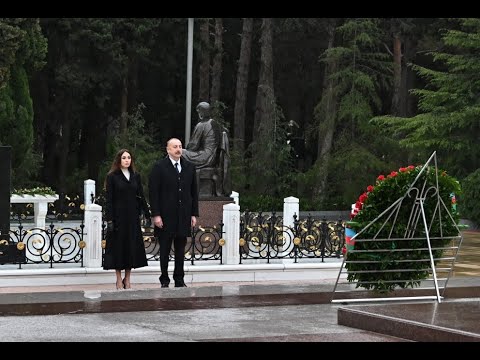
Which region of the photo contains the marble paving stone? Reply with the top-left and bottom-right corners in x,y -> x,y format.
338,300 -> 480,342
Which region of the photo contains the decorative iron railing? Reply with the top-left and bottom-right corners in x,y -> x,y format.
4,201 -> 345,269
239,211 -> 345,263
293,215 -> 345,261
101,221 -> 224,266
5,218 -> 85,269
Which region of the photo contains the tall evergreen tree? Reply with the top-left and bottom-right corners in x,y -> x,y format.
0,18 -> 46,187
373,18 -> 480,177
307,18 -> 396,208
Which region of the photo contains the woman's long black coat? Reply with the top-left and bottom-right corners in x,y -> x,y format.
103,170 -> 150,270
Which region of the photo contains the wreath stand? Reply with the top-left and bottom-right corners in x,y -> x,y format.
332,152 -> 463,304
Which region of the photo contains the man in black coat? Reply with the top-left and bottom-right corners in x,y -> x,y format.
149,138 -> 199,288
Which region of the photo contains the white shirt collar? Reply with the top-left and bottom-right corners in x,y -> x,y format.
168,157 -> 180,166
121,167 -> 130,180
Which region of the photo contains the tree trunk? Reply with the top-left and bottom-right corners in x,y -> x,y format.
391,33 -> 403,116
314,19 -> 338,202
43,101 -> 62,190
233,18 -> 253,156
120,75 -> 128,133
253,18 -> 274,138
404,36 -> 418,117
198,18 -> 210,102
210,18 -> 223,104
86,97 -> 108,183
252,18 -> 275,193
127,54 -> 139,114
57,95 -> 73,195
31,71 -> 49,155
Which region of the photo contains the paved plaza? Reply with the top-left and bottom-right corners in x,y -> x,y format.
0,230 -> 479,342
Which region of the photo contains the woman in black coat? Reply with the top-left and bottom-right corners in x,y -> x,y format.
103,149 -> 150,290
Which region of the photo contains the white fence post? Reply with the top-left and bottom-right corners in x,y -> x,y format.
230,191 -> 239,206
283,196 -> 299,230
83,203 -> 103,268
84,179 -> 96,206
282,196 -> 299,258
222,203 -> 240,265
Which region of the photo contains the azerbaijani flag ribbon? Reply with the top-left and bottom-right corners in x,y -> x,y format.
345,227 -> 357,252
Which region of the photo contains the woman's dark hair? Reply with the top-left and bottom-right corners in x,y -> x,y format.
104,149 -> 137,189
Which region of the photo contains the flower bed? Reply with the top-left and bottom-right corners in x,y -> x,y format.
11,187 -> 56,196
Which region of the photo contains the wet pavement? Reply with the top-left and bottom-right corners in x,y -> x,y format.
0,280 -> 409,342
0,277 -> 478,342
0,230 -> 479,342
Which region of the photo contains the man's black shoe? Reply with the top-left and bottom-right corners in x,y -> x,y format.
175,282 -> 187,288
161,283 -> 169,288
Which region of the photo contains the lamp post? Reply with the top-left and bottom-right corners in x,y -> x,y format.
185,18 -> 194,144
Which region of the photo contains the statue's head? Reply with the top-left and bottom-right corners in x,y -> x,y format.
196,102 -> 211,120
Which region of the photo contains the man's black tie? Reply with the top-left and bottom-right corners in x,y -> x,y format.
175,162 -> 180,173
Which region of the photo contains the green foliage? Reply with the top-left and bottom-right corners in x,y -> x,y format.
0,65 -> 40,187
346,164 -> 461,292
239,194 -> 284,212
0,18 -> 46,89
246,100 -> 295,197
460,168 -> 480,223
11,151 -> 43,189
63,166 -> 88,197
101,103 -> 163,195
305,18 -> 399,209
299,132 -> 402,210
0,18 -> 46,188
372,18 -> 480,176
0,20 -> 22,89
323,18 -> 392,121
327,142 -> 397,209
210,100 -> 229,129
229,148 -> 248,193
10,65 -> 33,163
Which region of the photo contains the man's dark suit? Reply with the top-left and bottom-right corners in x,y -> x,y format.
149,156 -> 199,286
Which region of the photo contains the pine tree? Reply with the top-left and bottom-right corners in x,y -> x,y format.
373,18 -> 480,176
308,18 -> 396,208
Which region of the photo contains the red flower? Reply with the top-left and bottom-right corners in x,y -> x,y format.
377,175 -> 385,181
367,185 -> 374,193
359,192 -> 368,203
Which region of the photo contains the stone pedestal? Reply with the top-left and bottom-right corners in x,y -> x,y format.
198,197 -> 234,227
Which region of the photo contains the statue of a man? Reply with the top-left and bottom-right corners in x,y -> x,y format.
183,102 -> 230,197
182,102 -> 221,169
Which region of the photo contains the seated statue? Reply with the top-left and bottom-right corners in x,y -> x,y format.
183,102 -> 231,198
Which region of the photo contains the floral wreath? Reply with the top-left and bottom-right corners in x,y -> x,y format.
343,164 -> 461,292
